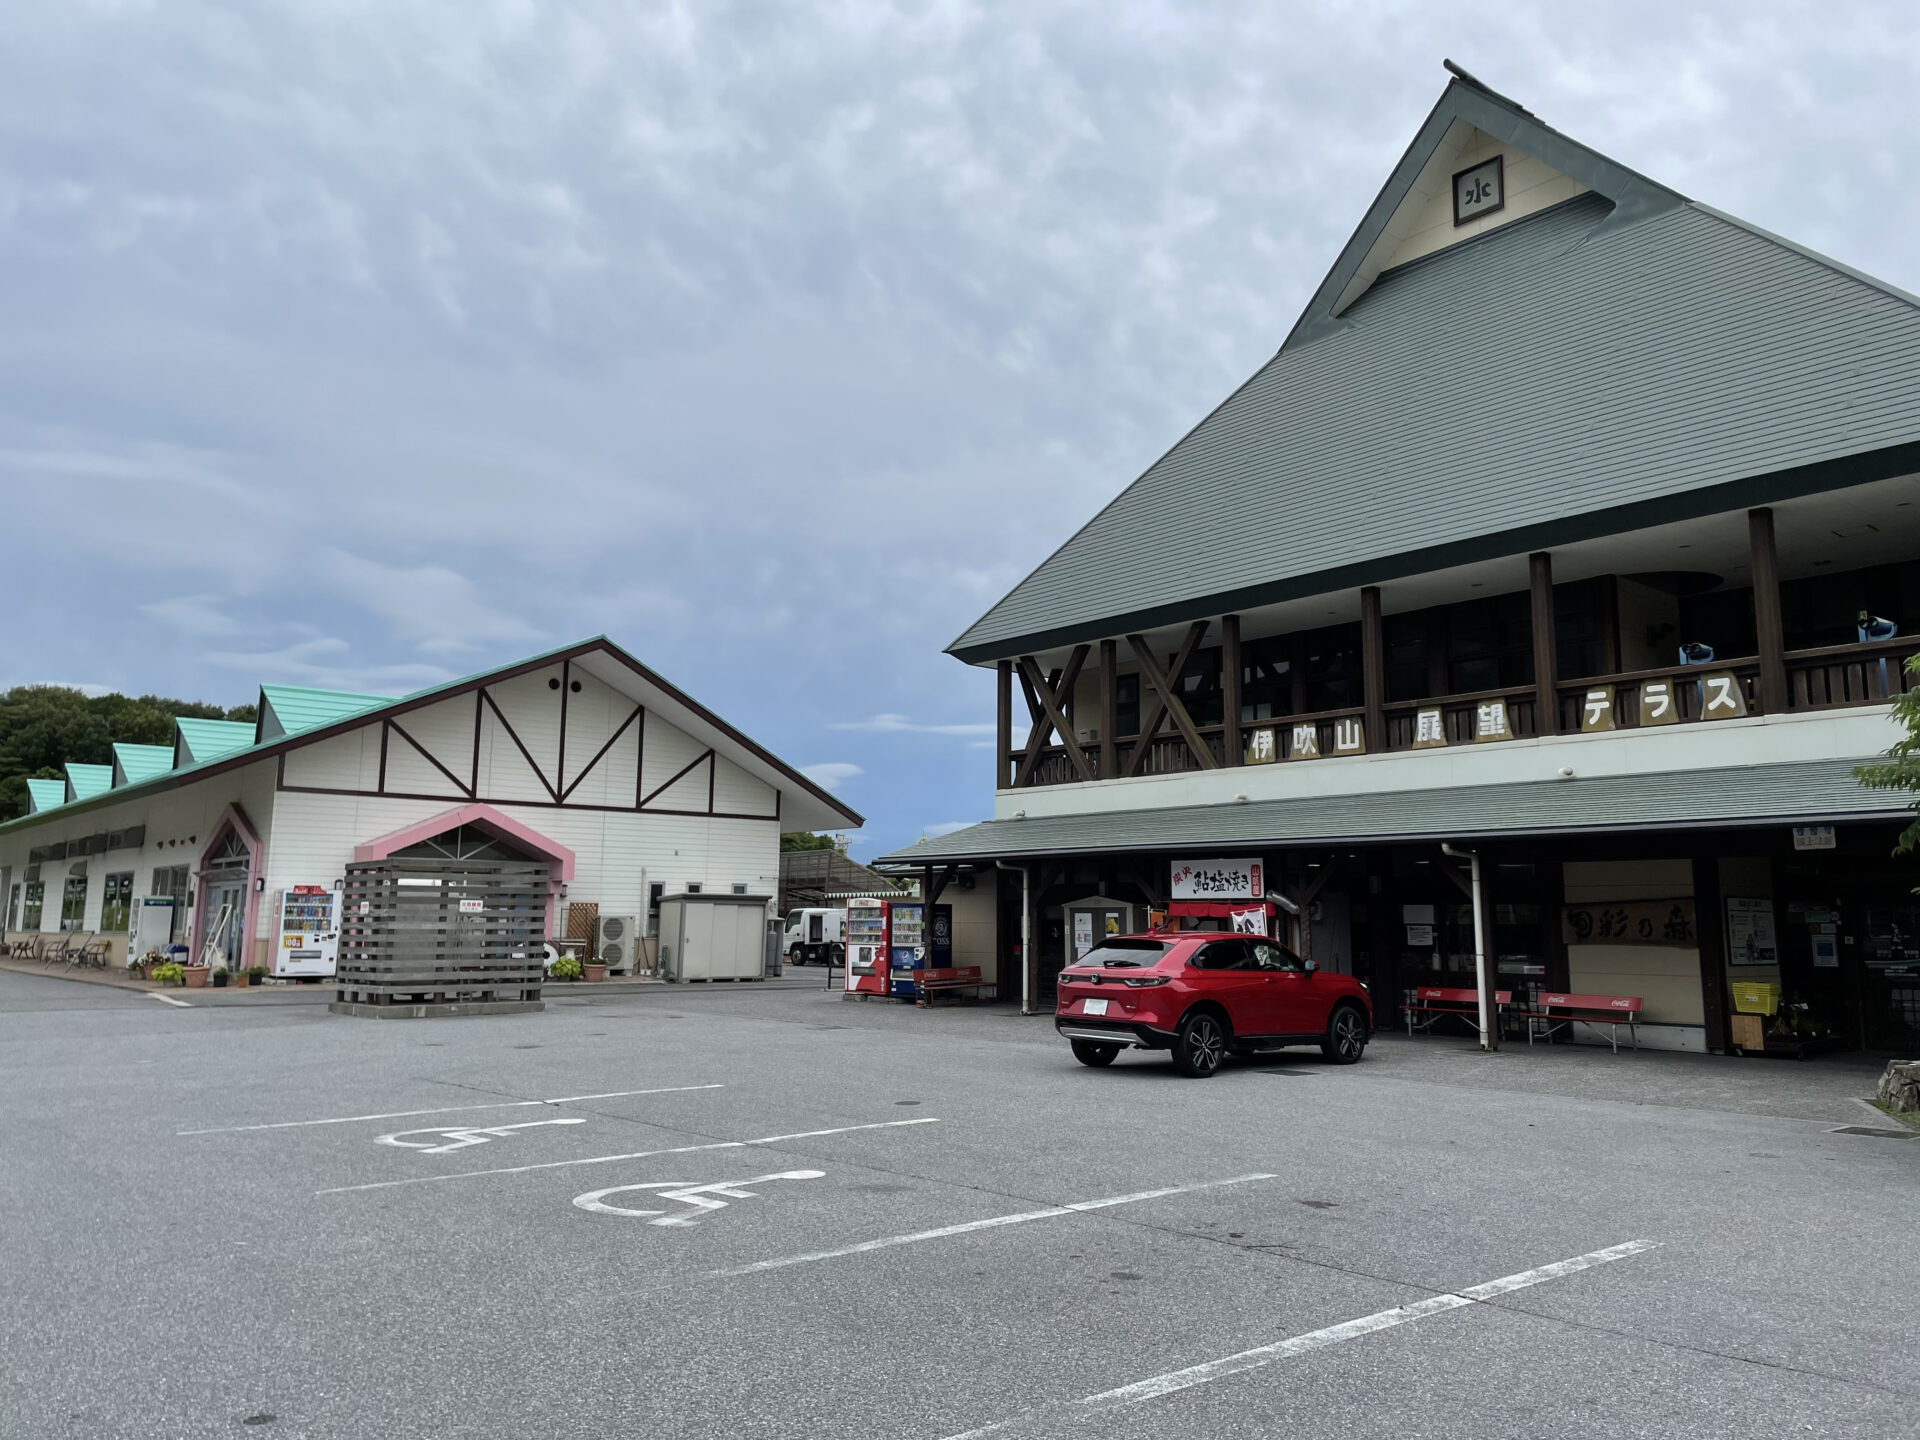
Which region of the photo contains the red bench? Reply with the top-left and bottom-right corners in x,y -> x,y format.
1404,986 -> 1512,1039
914,966 -> 989,1007
1527,992 -> 1643,1052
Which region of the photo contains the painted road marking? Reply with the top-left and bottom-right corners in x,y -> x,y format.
940,1239 -> 1660,1439
178,1084 -> 723,1135
148,993 -> 191,1009
376,1118 -> 587,1154
715,1174 -> 1278,1278
316,1117 -> 940,1195
574,1170 -> 826,1223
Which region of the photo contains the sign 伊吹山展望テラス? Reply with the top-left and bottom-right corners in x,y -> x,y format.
1170,858 -> 1264,902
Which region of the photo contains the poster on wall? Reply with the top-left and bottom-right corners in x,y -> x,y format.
1170,858 -> 1263,901
1725,898 -> 1779,966
1073,912 -> 1094,959
276,884 -> 341,978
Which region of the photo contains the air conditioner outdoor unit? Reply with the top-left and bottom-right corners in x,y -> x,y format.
596,914 -> 646,974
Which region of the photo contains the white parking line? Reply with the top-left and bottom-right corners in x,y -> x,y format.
715,1174 -> 1278,1277
148,993 -> 191,1009
940,1239 -> 1659,1438
316,1117 -> 940,1195
178,1084 -> 723,1136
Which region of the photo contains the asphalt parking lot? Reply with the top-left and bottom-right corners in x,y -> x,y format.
2,968 -> 1915,1439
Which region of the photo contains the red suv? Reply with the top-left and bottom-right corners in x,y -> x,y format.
1054,933 -> 1372,1077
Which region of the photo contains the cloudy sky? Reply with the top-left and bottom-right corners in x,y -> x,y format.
3,2 -> 1917,856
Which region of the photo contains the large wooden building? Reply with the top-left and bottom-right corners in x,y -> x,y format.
0,637 -> 859,973
880,68 -> 1920,1055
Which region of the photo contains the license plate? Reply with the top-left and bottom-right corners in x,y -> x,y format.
1083,998 -> 1109,1016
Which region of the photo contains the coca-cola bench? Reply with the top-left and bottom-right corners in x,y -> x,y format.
1403,986 -> 1512,1040
1527,992 -> 1643,1052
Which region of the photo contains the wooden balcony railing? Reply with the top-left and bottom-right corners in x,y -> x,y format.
1005,636 -> 1920,789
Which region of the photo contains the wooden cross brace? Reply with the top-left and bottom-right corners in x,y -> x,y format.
1014,646 -> 1094,786
1123,622 -> 1215,776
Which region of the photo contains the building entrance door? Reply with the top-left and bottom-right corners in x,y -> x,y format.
198,827 -> 252,971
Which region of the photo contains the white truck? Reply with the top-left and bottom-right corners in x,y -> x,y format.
782,907 -> 845,966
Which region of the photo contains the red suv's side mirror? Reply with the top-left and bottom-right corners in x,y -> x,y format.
1303,958 -> 1319,974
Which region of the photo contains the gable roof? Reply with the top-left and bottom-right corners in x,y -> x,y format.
949,74 -> 1920,664
64,764 -> 113,803
111,744 -> 174,788
174,718 -> 255,767
258,684 -> 390,740
0,637 -> 862,836
26,779 -> 66,814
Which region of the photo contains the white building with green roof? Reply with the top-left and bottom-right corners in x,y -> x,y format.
0,638 -> 859,974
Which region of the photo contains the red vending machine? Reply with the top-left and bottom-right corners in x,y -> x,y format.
844,898 -> 890,996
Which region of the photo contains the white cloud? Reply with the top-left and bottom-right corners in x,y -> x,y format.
202,637 -> 453,693
799,761 -> 863,792
140,593 -> 243,637
831,713 -> 996,736
920,820 -> 977,838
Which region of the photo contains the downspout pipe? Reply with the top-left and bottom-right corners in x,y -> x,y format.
996,861 -> 1032,1016
1440,843 -> 1494,1051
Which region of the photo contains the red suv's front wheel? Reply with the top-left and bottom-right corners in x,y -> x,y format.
1172,1011 -> 1227,1078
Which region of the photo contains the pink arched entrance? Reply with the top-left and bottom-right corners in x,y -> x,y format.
353,804 -> 577,938
191,803 -> 263,970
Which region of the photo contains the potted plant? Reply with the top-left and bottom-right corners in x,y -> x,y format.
548,955 -> 583,983
582,954 -> 609,983
246,965 -> 270,988
182,962 -> 212,988
211,965 -> 230,988
150,961 -> 185,987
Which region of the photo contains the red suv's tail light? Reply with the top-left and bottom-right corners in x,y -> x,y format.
1121,975 -> 1171,987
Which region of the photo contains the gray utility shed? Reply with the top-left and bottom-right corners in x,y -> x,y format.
658,893 -> 773,982
949,75 -> 1920,663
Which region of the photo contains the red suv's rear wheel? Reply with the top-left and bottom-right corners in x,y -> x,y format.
1172,1011 -> 1227,1078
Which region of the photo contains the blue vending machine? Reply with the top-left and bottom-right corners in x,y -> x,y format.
887,901 -> 925,999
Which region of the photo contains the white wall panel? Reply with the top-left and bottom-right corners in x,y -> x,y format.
395,696 -> 478,782
712,754 -> 777,818
640,714 -> 707,800
281,727 -> 380,791
478,706 -> 555,803
485,669 -> 563,785
383,729 -> 470,799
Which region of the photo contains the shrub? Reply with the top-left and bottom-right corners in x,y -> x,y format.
548,955 -> 583,982
246,965 -> 269,982
150,962 -> 185,986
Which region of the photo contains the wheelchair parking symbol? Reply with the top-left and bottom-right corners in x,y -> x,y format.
376,1117 -> 587,1155
572,1170 -> 825,1225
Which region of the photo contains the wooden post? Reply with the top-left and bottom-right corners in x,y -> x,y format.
1222,615 -> 1243,766
1099,639 -> 1117,780
1691,853 -> 1729,1053
996,659 -> 1012,791
1360,587 -> 1386,752
1597,573 -> 1621,676
1530,552 -> 1559,734
1749,508 -> 1788,714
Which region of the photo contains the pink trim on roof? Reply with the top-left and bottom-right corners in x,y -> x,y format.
352,803 -> 576,881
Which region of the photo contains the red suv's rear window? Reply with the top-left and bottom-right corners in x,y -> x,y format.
1074,940 -> 1175,967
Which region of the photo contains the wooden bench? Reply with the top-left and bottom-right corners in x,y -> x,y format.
1527,992 -> 1643,1052
1404,986 -> 1512,1039
915,966 -> 988,1007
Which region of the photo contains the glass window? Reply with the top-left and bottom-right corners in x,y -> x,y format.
647,882 -> 665,937
731,883 -> 748,896
1303,624 -> 1363,712
1239,637 -> 1293,722
1384,612 -> 1434,703
100,872 -> 134,932
5,883 -> 17,931
687,883 -> 702,894
61,876 -> 89,932
1115,674 -> 1141,737
1446,593 -> 1534,694
23,882 -> 44,931
1176,648 -> 1223,729
1249,939 -> 1307,971
1554,579 -> 1603,680
1189,938 -> 1253,971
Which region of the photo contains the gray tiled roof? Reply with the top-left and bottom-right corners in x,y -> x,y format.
877,759 -> 1901,864
949,90 -> 1920,663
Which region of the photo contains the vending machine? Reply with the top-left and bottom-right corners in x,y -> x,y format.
844,898 -> 890,996
886,902 -> 926,999
275,884 -> 342,978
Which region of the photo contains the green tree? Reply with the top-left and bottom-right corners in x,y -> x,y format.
780,831 -> 836,853
0,684 -> 256,822
1855,659 -> 1920,851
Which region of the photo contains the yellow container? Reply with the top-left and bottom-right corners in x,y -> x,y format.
1730,981 -> 1780,1015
